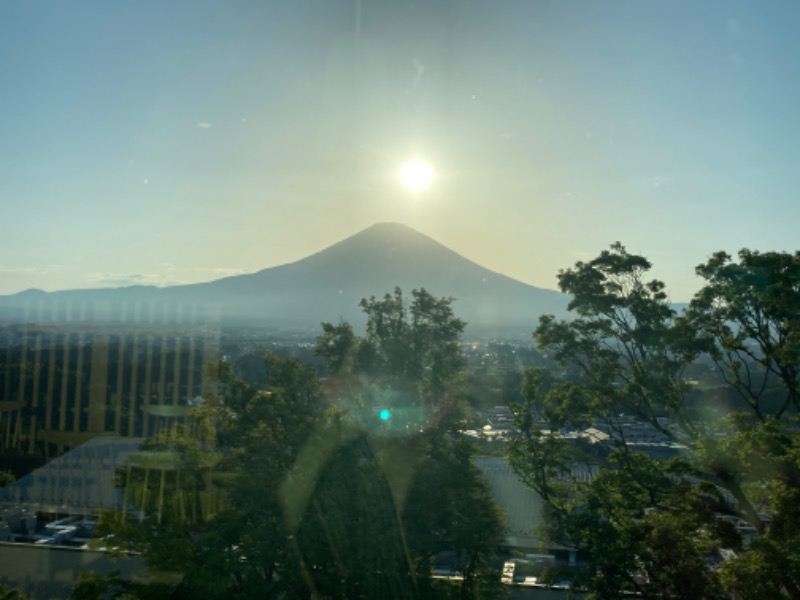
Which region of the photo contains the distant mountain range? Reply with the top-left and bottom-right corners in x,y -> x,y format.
0,223 -> 571,338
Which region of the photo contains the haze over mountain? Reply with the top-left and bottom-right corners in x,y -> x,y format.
0,223 -> 570,338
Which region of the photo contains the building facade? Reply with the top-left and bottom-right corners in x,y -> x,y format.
0,299 -> 220,458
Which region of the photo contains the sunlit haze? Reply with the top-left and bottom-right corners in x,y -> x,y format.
1,1 -> 799,302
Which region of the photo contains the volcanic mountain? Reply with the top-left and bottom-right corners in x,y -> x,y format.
0,223 -> 570,337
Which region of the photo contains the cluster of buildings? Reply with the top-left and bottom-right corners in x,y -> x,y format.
467,405 -> 686,461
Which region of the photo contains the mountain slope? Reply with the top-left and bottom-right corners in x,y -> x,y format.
0,223 -> 570,337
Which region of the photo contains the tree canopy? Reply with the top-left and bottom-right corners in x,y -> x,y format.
318,287 -> 466,398
92,287 -> 505,599
508,243 -> 800,599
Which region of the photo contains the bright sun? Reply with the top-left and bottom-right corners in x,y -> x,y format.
400,159 -> 433,191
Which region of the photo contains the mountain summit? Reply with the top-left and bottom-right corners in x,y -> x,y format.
0,223 -> 569,337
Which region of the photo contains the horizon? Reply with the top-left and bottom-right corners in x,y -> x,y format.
2,2 -> 799,303
0,221 -> 690,304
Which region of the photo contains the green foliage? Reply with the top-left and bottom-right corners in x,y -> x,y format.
0,448 -> 45,480
0,584 -> 30,600
313,287 -> 505,598
70,570 -> 132,600
99,289 -> 504,599
70,570 -> 174,600
690,248 -> 800,419
509,243 -> 800,599
0,469 -> 14,487
317,320 -> 359,374
318,287 -> 467,401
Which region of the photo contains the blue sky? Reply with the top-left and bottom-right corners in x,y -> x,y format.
1,0 -> 798,301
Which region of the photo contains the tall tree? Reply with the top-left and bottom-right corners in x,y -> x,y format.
690,249 -> 800,419
320,287 -> 466,398
688,249 -> 800,598
317,287 -> 505,598
509,243 -> 800,599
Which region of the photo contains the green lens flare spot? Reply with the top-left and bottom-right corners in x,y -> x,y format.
379,409 -> 391,421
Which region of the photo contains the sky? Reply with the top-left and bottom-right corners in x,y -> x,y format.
1,0 -> 799,302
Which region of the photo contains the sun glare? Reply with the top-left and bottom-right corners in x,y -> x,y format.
400,159 -> 433,191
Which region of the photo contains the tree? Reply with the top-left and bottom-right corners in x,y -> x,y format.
316,287 -> 470,442
689,249 -> 800,598
316,320 -> 359,375
178,354 -> 324,599
0,584 -> 30,600
319,287 -> 467,400
316,287 -> 506,599
92,353 -> 323,599
97,289 -> 505,599
70,569 -> 173,600
0,469 -> 14,487
508,243 -> 800,599
690,249 -> 800,419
